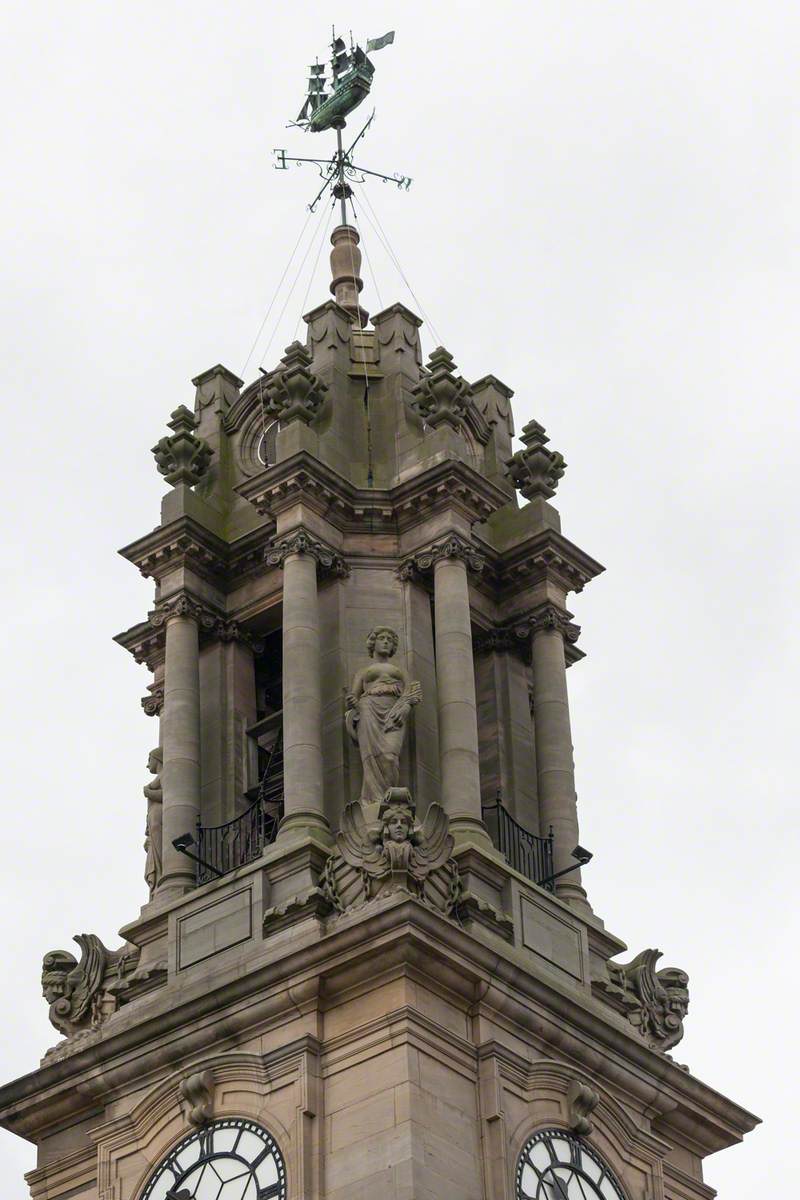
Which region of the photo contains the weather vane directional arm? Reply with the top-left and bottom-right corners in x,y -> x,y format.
273,30 -> 411,218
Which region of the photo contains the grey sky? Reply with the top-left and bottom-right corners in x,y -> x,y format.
1,1 -> 797,1194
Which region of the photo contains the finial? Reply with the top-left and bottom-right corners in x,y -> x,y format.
505,419 -> 566,500
151,406 -> 213,487
329,225 -> 369,326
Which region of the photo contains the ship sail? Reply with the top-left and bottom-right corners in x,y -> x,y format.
332,37 -> 351,79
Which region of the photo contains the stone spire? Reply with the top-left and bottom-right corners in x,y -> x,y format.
329,224 -> 369,326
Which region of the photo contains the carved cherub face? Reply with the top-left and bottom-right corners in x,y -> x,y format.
41,953 -> 74,1003
367,626 -> 398,660
381,806 -> 413,843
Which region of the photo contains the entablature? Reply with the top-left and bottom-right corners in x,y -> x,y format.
236,450 -> 510,536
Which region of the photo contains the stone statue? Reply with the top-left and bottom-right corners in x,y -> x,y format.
321,788 -> 460,916
143,747 -> 163,897
607,949 -> 690,1052
345,627 -> 421,804
41,934 -> 108,1040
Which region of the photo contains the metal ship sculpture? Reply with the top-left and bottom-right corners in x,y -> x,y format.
296,31 -> 395,132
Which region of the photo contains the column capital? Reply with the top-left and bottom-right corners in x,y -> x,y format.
265,531 -> 348,578
147,593 -> 263,652
398,534 -> 485,581
526,603 -> 582,644
141,683 -> 164,717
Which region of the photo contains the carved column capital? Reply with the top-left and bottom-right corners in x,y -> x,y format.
473,624 -> 531,661
141,683 -> 164,717
527,603 -> 581,644
265,531 -> 349,578
147,594 -> 262,650
398,534 -> 485,580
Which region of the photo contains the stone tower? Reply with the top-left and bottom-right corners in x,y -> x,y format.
0,222 -> 757,1200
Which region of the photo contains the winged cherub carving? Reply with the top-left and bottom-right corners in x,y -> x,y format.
321,788 -> 461,916
41,934 -> 108,1039
608,948 -> 690,1052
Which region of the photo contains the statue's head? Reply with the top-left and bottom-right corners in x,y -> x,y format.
378,787 -> 416,844
660,967 -> 690,1020
41,951 -> 76,1003
367,626 -> 398,659
147,746 -> 163,774
381,805 -> 414,844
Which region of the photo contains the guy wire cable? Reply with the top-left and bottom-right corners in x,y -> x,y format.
240,204 -> 316,380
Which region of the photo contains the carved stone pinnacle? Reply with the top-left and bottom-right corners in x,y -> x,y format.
505,418 -> 566,501
411,346 -> 473,430
265,341 -> 327,425
152,406 -> 213,487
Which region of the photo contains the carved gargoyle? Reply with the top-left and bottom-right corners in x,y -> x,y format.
607,949 -> 690,1052
41,934 -> 108,1040
321,789 -> 461,916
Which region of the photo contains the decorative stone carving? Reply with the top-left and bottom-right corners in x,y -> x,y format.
144,747 -> 163,898
411,346 -> 472,429
180,1069 -> 215,1127
398,534 -> 485,581
147,594 -> 264,651
41,934 -> 111,1040
567,1078 -> 600,1135
265,341 -> 327,424
345,627 -> 421,804
141,682 -> 164,717
152,405 -> 213,486
607,949 -> 690,1052
321,789 -> 460,915
505,418 -> 566,500
265,531 -> 348,578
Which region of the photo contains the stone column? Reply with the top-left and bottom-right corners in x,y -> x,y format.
159,603 -> 202,895
427,538 -> 490,846
530,606 -> 589,910
267,534 -> 342,843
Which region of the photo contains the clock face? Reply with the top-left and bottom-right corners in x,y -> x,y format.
140,1117 -> 286,1200
516,1129 -> 627,1200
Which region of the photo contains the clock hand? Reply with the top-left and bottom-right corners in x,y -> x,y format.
165,1190 -> 192,1200
547,1173 -> 571,1200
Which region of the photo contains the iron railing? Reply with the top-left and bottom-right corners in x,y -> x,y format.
195,798 -> 282,885
482,798 -> 555,891
194,728 -> 284,885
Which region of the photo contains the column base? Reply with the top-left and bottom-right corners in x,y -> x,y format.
449,815 -> 495,851
276,809 -> 333,847
557,879 -> 594,918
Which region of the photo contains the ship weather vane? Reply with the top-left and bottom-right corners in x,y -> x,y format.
273,29 -> 411,221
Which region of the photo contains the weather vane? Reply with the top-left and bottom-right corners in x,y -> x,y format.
273,29 -> 411,222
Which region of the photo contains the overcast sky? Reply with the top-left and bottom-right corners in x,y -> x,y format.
1,2 -> 797,1195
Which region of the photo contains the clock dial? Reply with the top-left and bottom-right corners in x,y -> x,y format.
516,1129 -> 627,1200
140,1118 -> 286,1200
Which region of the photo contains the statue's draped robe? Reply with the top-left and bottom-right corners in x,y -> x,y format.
347,679 -> 406,803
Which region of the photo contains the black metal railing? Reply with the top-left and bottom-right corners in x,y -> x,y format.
194,729 -> 284,885
482,798 -> 555,891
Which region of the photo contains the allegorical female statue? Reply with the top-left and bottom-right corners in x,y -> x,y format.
345,627 -> 422,804
143,747 -> 163,897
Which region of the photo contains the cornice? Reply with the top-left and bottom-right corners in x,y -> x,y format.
476,527 -> 605,597
118,517 -> 274,588
236,451 -> 509,534
0,897 -> 759,1153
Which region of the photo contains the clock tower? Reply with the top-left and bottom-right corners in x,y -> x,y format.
0,31 -> 757,1200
